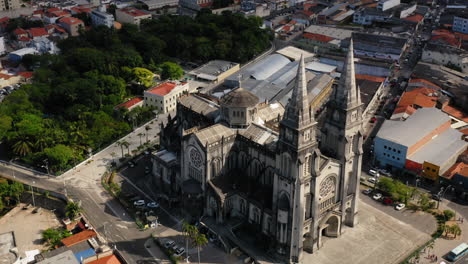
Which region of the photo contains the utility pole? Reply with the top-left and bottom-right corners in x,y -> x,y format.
31,181 -> 36,207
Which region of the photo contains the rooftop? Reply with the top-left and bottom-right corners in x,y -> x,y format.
194,124 -> 235,145
353,32 -> 407,52
443,162 -> 468,179
38,250 -> 79,264
276,46 -> 315,61
146,82 -> 182,96
377,108 -> 451,147
302,32 -> 335,43
28,27 -> 48,37
189,60 -> 238,80
178,94 -> 219,119
306,61 -> 337,73
118,7 -> 150,17
61,230 -> 97,247
114,97 -> 143,110
59,17 -> 84,25
407,128 -> 467,168
86,254 -> 121,264
304,25 -> 353,40
397,87 -> 438,109
220,88 -> 259,108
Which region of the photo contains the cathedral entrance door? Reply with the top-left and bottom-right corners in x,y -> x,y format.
318,214 -> 340,248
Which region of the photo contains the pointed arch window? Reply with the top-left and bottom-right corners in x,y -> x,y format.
304,155 -> 311,176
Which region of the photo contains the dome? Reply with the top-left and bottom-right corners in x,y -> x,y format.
221,88 -> 259,108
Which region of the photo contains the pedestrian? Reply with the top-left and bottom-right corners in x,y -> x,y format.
462,218 -> 464,223
436,256 -> 438,261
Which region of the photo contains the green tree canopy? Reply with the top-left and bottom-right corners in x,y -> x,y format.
158,62 -> 184,80
44,144 -> 74,170
132,67 -> 154,87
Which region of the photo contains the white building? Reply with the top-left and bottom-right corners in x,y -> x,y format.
422,43 -> 468,73
144,82 -> 191,113
453,15 -> 468,34
0,37 -> 6,55
91,5 -> 115,28
115,7 -> 151,26
377,0 -> 400,12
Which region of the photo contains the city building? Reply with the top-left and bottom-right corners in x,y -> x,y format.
453,14 -> 468,34
114,97 -> 144,111
442,162 -> 468,200
421,43 -> 468,73
58,17 -> 84,37
139,0 -> 179,10
0,36 -> 5,55
0,0 -> 20,11
144,82 -> 191,113
377,0 -> 400,12
374,108 -> 467,181
352,32 -> 407,60
188,60 -> 240,84
153,43 -> 363,263
115,7 -> 151,26
91,5 -> 115,28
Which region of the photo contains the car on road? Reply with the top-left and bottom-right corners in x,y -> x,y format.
147,202 -> 159,208
134,200 -> 145,206
174,247 -> 186,257
163,240 -> 175,249
362,189 -> 372,195
128,161 -> 135,168
379,170 -> 391,177
373,193 -> 382,200
395,203 -> 405,211
368,177 -> 377,184
369,169 -> 380,177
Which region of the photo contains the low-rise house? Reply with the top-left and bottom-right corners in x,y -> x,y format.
91,6 -> 115,28
8,47 -> 36,62
115,7 -> 151,26
114,97 -> 144,111
144,82 -> 190,113
27,27 -> 49,40
442,162 -> 468,200
61,230 -> 97,247
139,0 -> 179,11
59,17 -> 84,36
13,27 -> 28,39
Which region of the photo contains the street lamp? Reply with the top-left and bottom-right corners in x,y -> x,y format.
436,185 -> 454,209
31,181 -> 36,207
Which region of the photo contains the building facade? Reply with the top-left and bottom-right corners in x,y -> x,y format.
453,15 -> 468,34
115,7 -> 151,26
144,82 -> 190,113
152,43 -> 363,263
0,0 -> 19,11
58,17 -> 84,37
91,6 -> 115,28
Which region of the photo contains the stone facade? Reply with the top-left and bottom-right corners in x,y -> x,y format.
152,43 -> 363,263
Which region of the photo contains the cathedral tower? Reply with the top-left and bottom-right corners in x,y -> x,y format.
321,39 -> 363,227
275,55 -> 318,263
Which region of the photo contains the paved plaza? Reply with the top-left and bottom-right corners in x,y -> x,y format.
303,200 -> 432,264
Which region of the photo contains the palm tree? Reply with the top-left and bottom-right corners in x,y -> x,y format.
35,137 -> 49,152
193,232 -> 208,264
182,221 -> 198,261
145,125 -> 152,143
12,138 -> 33,156
121,140 -> 130,155
116,141 -> 125,158
137,133 -> 144,146
110,152 -> 117,163
452,224 -> 462,238
65,201 -> 82,220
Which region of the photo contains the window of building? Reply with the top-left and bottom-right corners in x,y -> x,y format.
397,150 -> 401,153
384,146 -> 387,149
432,169 -> 436,172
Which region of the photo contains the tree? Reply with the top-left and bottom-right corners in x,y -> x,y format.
443,209 -> 455,221
65,201 -> 82,220
194,232 -> 208,264
42,228 -> 71,248
12,138 -> 33,157
44,144 -> 74,171
158,62 -> 184,80
452,224 -> 462,238
137,133 -> 144,146
418,193 -> 432,211
182,221 -> 198,261
0,115 -> 12,141
110,152 -> 117,163
132,67 -> 154,87
145,125 -> 152,143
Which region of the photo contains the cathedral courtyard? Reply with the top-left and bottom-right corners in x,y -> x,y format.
302,199 -> 434,264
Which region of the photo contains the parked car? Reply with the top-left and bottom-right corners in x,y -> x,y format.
134,200 -> 145,206
147,202 -> 159,208
128,161 -> 135,168
380,170 -> 391,177
369,170 -> 380,177
369,117 -> 377,123
368,177 -> 377,184
163,240 -> 175,249
362,189 -> 372,195
174,247 -> 185,257
395,204 -> 405,211
373,193 -> 382,200
382,197 -> 393,205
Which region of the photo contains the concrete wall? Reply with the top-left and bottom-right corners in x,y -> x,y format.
422,48 -> 468,74
374,137 -> 407,168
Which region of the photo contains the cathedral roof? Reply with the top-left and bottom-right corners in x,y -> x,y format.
179,94 -> 219,119
220,88 -> 259,108
194,123 -> 236,145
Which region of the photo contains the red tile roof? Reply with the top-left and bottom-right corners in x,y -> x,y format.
431,29 -> 462,48
17,36 -> 31,41
51,10 -> 70,17
395,87 -> 438,112
282,25 -> 291,32
114,97 -> 143,110
0,17 -> 9,23
0,73 -> 14,80
443,162 -> 468,179
59,16 -> 84,25
119,7 -> 149,17
18,71 -> 33,78
28,27 -> 48,37
61,230 -> 97,247
13,28 -> 27,35
46,24 -> 67,33
355,74 -> 385,83
47,7 -> 61,13
442,105 -> 468,122
302,32 -> 334,43
71,6 -> 92,13
403,14 -> 423,23
147,82 -> 178,96
33,10 -> 44,15
393,105 -> 417,115
460,128 -> 468,136
87,255 -> 121,264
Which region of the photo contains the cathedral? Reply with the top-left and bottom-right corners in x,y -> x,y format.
152,41 -> 363,263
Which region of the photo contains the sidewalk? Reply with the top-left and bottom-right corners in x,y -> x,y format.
417,204 -> 468,264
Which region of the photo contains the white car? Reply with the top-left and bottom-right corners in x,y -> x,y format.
369,170 -> 380,177
362,189 -> 372,195
174,247 -> 186,257
395,204 -> 405,211
368,177 -> 377,184
163,240 -> 175,249
134,200 -> 145,206
147,202 -> 159,208
373,193 -> 382,200
380,170 -> 391,177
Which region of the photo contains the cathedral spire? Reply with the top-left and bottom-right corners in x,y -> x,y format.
282,54 -> 313,129
337,39 -> 359,109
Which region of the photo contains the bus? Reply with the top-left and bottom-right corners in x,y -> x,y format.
446,243 -> 468,262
